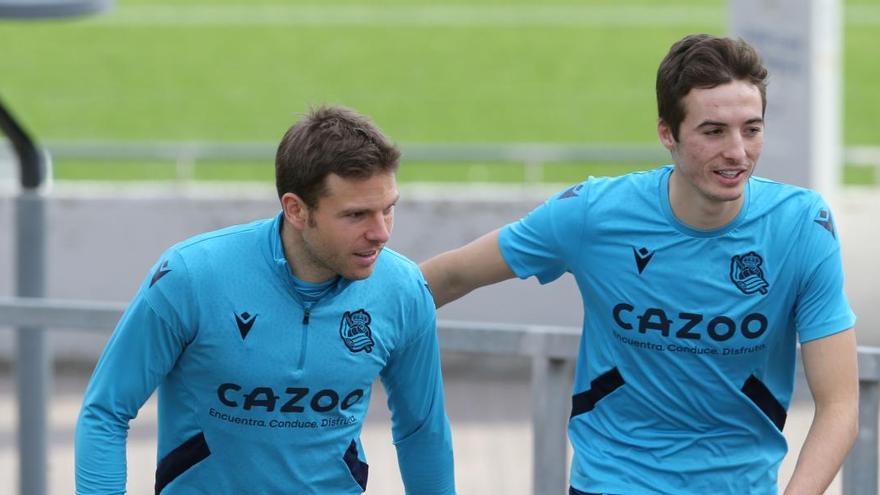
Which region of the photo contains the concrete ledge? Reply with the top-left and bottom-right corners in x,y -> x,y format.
0,183 -> 877,365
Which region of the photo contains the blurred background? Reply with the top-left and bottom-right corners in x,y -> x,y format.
1,0 -> 878,493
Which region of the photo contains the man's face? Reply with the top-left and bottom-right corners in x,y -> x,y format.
297,172 -> 398,282
659,80 -> 764,220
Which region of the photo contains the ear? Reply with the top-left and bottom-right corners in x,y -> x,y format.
281,192 -> 310,231
657,118 -> 677,151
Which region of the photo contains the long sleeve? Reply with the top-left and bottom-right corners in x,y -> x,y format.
75,254 -> 194,494
380,284 -> 455,494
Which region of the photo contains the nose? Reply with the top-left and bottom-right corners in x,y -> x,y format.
365,212 -> 391,243
721,133 -> 747,163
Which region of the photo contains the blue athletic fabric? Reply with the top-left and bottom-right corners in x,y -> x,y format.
291,273 -> 340,303
76,213 -> 455,494
499,166 -> 855,495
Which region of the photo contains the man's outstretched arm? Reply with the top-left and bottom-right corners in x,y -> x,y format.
419,229 -> 515,308
784,328 -> 858,495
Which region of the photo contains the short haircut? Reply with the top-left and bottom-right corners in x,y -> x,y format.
275,105 -> 401,208
656,34 -> 769,141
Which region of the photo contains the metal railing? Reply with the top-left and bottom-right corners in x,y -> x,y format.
3,140 -> 879,184
1,296 -> 878,494
47,140 -> 674,185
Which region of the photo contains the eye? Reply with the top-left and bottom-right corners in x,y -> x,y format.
383,204 -> 395,215
346,211 -> 365,220
746,126 -> 763,135
704,128 -> 723,136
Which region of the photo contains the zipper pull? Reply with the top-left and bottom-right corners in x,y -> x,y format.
302,307 -> 310,325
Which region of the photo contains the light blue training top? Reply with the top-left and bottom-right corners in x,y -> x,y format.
76,213 -> 455,494
500,166 -> 855,495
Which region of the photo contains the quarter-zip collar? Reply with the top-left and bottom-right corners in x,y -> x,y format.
266,212 -> 352,304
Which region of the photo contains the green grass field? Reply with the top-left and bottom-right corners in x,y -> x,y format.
0,0 -> 877,184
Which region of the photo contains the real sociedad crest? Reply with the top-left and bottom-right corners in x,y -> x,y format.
339,309 -> 374,353
729,251 -> 769,295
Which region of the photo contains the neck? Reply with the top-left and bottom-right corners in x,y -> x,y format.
280,220 -> 334,283
668,173 -> 744,230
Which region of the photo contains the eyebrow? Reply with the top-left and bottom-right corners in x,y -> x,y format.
697,117 -> 764,128
338,194 -> 400,216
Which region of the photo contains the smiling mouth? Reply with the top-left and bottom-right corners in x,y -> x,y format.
715,170 -> 745,179
354,247 -> 382,260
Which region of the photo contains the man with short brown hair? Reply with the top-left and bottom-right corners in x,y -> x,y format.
422,34 -> 857,494
76,105 -> 456,494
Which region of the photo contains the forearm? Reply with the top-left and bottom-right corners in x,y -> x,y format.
783,400 -> 858,495
420,229 -> 514,308
420,250 -> 474,308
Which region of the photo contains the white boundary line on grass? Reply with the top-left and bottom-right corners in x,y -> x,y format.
82,5 -> 880,28
87,5 -> 726,27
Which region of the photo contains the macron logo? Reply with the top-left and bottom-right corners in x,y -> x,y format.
633,247 -> 655,274
235,312 -> 257,340
813,209 -> 836,238
149,260 -> 171,288
558,184 -> 583,200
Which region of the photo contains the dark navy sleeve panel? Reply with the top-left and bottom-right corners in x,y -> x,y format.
75,294 -> 188,494
499,180 -> 590,284
377,251 -> 454,494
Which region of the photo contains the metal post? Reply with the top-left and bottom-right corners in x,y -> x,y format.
15,193 -> 50,495
531,356 -> 573,495
1,3 -> 111,484
1,96 -> 49,495
729,0 -> 843,196
842,380 -> 879,495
